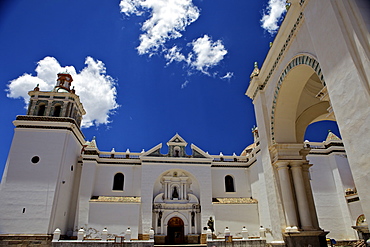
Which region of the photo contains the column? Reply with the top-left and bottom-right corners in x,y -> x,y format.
194,212 -> 197,234
302,163 -> 320,230
166,182 -> 170,199
188,211 -> 192,234
181,183 -> 185,200
179,185 -> 182,200
164,182 -> 168,199
275,161 -> 299,230
291,161 -> 314,230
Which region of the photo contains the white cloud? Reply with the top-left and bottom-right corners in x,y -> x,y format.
189,35 -> 228,74
119,0 -> 200,55
260,0 -> 287,34
164,35 -> 228,76
165,46 -> 186,65
119,0 -> 143,16
6,56 -> 119,128
120,1 -> 230,77
220,72 -> 234,80
181,80 -> 189,89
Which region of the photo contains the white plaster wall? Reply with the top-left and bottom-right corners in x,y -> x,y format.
250,93 -> 286,242
248,161 -> 260,200
49,132 -> 82,234
88,202 -> 141,239
93,164 -> 141,196
211,168 -> 251,198
308,154 -> 357,240
0,128 -> 81,234
75,159 -> 98,232
348,201 -> 364,226
212,204 -> 260,238
303,0 -> 370,223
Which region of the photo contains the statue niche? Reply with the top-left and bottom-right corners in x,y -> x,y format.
172,186 -> 179,199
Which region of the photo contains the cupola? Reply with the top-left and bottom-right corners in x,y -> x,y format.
54,73 -> 73,92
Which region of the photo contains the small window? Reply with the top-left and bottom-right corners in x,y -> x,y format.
113,173 -> 124,191
53,105 -> 61,117
37,104 -> 46,116
225,175 -> 235,192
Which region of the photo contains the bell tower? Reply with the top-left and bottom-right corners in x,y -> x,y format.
0,73 -> 86,235
27,72 -> 85,126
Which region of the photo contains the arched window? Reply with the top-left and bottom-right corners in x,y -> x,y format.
37,104 -> 46,116
225,175 -> 235,192
53,105 -> 61,117
113,173 -> 124,191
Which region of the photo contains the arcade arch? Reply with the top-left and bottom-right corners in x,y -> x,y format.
272,55 -> 336,143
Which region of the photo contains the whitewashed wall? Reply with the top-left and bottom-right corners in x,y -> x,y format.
213,204 -> 260,238
0,128 -> 81,234
211,167 -> 251,198
88,202 -> 141,238
93,164 -> 142,197
308,154 -> 358,240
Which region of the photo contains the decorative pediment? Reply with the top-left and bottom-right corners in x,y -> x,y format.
167,134 -> 188,157
142,143 -> 163,157
167,133 -> 187,146
191,144 -> 212,158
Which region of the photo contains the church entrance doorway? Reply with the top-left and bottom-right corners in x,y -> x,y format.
167,217 -> 184,244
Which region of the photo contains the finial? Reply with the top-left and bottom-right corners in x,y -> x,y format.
34,84 -> 40,91
286,2 -> 291,11
92,136 -> 96,141
269,42 -> 273,48
328,129 -> 332,133
250,62 -> 260,79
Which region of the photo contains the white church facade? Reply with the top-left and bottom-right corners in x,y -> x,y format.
0,0 -> 369,246
0,74 -> 365,246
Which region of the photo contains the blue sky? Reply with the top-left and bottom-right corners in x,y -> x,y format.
0,0 -> 339,180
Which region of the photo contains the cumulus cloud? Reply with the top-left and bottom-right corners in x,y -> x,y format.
6,56 -> 119,128
164,35 -> 228,75
120,0 -> 200,55
119,0 -> 230,78
188,35 -> 228,74
261,0 -> 287,34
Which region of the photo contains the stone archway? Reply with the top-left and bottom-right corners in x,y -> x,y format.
167,217 -> 184,244
271,54 -> 333,143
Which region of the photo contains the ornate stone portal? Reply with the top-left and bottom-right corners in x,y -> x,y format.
153,170 -> 201,244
